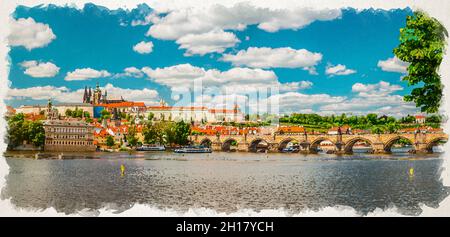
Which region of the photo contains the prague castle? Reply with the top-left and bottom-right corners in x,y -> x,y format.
15,83 -> 245,123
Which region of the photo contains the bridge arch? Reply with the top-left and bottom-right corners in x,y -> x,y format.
384,136 -> 414,153
249,138 -> 269,152
310,137 -> 336,153
425,137 -> 448,152
343,137 -> 373,153
222,138 -> 238,152
278,138 -> 300,152
200,138 -> 212,148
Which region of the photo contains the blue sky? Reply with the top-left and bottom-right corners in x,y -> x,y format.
6,3 -> 420,117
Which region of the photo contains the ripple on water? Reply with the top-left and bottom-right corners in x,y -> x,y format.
1,151 -> 449,215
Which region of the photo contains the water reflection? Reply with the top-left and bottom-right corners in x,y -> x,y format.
1,151 -> 448,215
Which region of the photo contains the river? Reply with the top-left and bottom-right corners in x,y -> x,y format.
1,150 -> 448,215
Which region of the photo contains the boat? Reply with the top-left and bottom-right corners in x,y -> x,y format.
173,146 -> 212,153
281,147 -> 299,153
136,144 -> 166,151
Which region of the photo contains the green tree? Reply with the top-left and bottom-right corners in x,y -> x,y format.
65,109 -> 73,117
7,113 -> 26,147
26,121 -> 45,147
143,122 -> 166,145
394,11 -> 448,113
174,120 -> 191,145
127,126 -> 138,148
147,112 -> 154,121
100,109 -> 111,120
106,135 -> 115,148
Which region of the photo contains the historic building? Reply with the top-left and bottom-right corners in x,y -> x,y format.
43,100 -> 96,152
83,83 -> 126,105
15,103 -> 93,118
145,99 -> 245,123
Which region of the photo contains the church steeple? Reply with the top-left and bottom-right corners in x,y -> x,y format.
83,86 -> 88,103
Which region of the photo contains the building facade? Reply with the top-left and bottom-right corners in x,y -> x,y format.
43,120 -> 96,152
145,99 -> 245,123
15,103 -> 94,118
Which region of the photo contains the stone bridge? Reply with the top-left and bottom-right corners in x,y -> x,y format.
190,132 -> 448,154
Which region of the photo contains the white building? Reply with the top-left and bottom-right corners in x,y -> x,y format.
145,100 -> 244,123
15,103 -> 94,117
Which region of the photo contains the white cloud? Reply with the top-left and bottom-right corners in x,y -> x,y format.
141,63 -> 278,93
113,67 -> 144,78
319,81 -> 417,117
147,3 -> 341,40
146,3 -> 341,55
176,30 -> 240,56
65,68 -> 111,81
20,60 -> 60,78
325,64 -> 356,76
133,41 -> 154,54
262,92 -> 346,114
8,17 -> 56,50
221,47 -> 322,72
7,84 -> 159,105
131,12 -> 160,26
377,56 -> 409,73
278,81 -> 313,92
352,80 -> 403,97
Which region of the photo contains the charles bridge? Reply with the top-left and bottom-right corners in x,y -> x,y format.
190,132 -> 448,154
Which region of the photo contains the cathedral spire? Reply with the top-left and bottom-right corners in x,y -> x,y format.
83,86 -> 88,103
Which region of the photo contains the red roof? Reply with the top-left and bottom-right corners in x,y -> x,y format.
97,101 -> 145,108
415,115 -> 426,119
146,106 -> 208,111
208,109 -> 238,114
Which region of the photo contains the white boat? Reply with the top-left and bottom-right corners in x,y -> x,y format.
174,146 -> 212,153
136,144 -> 166,151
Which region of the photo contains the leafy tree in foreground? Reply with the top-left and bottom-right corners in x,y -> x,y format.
106,135 -> 115,148
394,11 -> 448,113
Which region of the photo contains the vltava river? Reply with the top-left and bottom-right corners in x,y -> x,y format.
1,151 -> 448,215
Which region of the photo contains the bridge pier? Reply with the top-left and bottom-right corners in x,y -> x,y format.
414,143 -> 432,154
268,143 -> 279,152
211,142 -> 222,151
237,143 -> 249,152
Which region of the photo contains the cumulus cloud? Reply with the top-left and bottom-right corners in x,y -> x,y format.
377,56 -> 410,73
147,3 -> 341,40
8,17 -> 56,50
319,81 -> 417,117
65,68 -> 111,81
141,63 -> 278,93
20,60 -> 60,78
113,67 -> 145,78
325,64 -> 356,76
278,81 -> 313,92
133,41 -> 154,54
145,3 -> 341,55
352,80 -> 403,97
262,92 -> 346,114
7,83 -> 159,105
176,30 -> 240,56
131,12 -> 160,26
221,47 -> 322,72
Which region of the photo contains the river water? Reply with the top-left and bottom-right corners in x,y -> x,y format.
1,150 -> 449,215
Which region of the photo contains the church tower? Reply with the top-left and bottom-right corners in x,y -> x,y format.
93,82 -> 102,105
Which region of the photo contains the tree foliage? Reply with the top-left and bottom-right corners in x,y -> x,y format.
142,120 -> 191,146
6,113 -> 45,148
106,135 -> 115,148
394,11 -> 448,113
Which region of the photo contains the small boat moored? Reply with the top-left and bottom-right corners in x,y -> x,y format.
136,144 -> 166,151
173,146 -> 212,153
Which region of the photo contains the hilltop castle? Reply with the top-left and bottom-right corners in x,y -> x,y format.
83,82 -> 126,105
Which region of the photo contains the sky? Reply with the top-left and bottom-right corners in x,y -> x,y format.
5,3 -> 421,117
